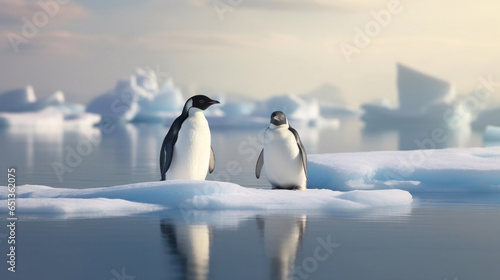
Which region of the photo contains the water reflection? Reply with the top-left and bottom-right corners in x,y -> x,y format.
160,219 -> 212,280
158,208 -> 410,280
257,215 -> 307,280
362,124 -> 471,151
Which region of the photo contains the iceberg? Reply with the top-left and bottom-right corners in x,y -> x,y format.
252,94 -> 321,126
0,108 -> 100,128
86,76 -> 142,122
0,86 -> 100,127
362,64 -> 470,128
0,86 -> 38,112
0,108 -> 64,127
302,83 -> 360,118
0,181 -> 412,217
473,107 -> 500,129
308,147 -> 500,192
87,68 -> 185,123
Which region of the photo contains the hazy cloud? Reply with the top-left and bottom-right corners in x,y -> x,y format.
0,0 -> 87,26
136,32 -> 319,53
1,31 -> 117,56
188,0 -> 388,10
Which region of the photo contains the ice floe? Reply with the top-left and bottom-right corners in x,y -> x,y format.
308,147 -> 500,192
0,86 -> 100,127
0,181 -> 412,217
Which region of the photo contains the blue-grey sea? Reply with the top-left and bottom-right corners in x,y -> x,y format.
1,117 -> 499,280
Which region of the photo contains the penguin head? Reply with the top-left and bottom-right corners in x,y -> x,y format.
185,95 -> 220,111
270,111 -> 288,127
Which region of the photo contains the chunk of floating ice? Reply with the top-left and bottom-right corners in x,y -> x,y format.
0,108 -> 64,127
308,147 -> 500,192
0,108 -> 101,128
0,181 -> 412,217
484,125 -> 500,141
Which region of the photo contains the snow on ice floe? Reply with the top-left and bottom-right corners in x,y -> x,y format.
87,68 -> 185,123
0,181 -> 412,218
0,86 -> 100,127
308,147 -> 500,192
362,64 -> 471,128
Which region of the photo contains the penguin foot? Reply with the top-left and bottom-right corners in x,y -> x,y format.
272,185 -> 301,190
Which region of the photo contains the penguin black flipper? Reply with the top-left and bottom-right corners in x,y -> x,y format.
209,146 -> 215,173
288,126 -> 308,178
160,114 -> 188,180
255,148 -> 264,179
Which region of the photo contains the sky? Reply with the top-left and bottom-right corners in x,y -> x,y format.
0,0 -> 499,105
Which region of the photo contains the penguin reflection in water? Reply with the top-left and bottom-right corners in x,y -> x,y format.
256,111 -> 308,190
160,95 -> 220,181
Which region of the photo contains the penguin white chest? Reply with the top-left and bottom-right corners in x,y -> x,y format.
166,110 -> 211,180
263,127 -> 306,190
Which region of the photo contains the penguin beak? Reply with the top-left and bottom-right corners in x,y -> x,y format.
208,100 -> 220,105
273,116 -> 280,122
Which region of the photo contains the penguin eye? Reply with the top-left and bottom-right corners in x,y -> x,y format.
199,100 -> 204,103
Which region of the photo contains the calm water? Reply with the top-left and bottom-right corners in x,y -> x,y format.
1,117 -> 499,280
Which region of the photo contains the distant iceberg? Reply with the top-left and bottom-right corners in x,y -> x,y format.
202,93 -> 338,128
0,86 -> 99,127
362,64 -> 470,128
0,181 -> 412,218
87,68 -> 184,123
473,107 -> 500,129
302,83 -> 360,118
252,93 -> 322,126
308,147 -> 500,192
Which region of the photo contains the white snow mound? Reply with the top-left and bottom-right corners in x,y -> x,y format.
0,181 -> 412,216
308,147 -> 500,192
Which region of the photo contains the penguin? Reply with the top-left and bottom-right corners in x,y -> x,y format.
255,111 -> 308,190
160,95 -> 220,181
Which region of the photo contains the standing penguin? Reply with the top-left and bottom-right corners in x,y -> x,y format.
160,95 -> 220,181
255,111 -> 308,190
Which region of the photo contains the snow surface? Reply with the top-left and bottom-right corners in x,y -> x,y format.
0,181 -> 412,217
308,147 -> 500,192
